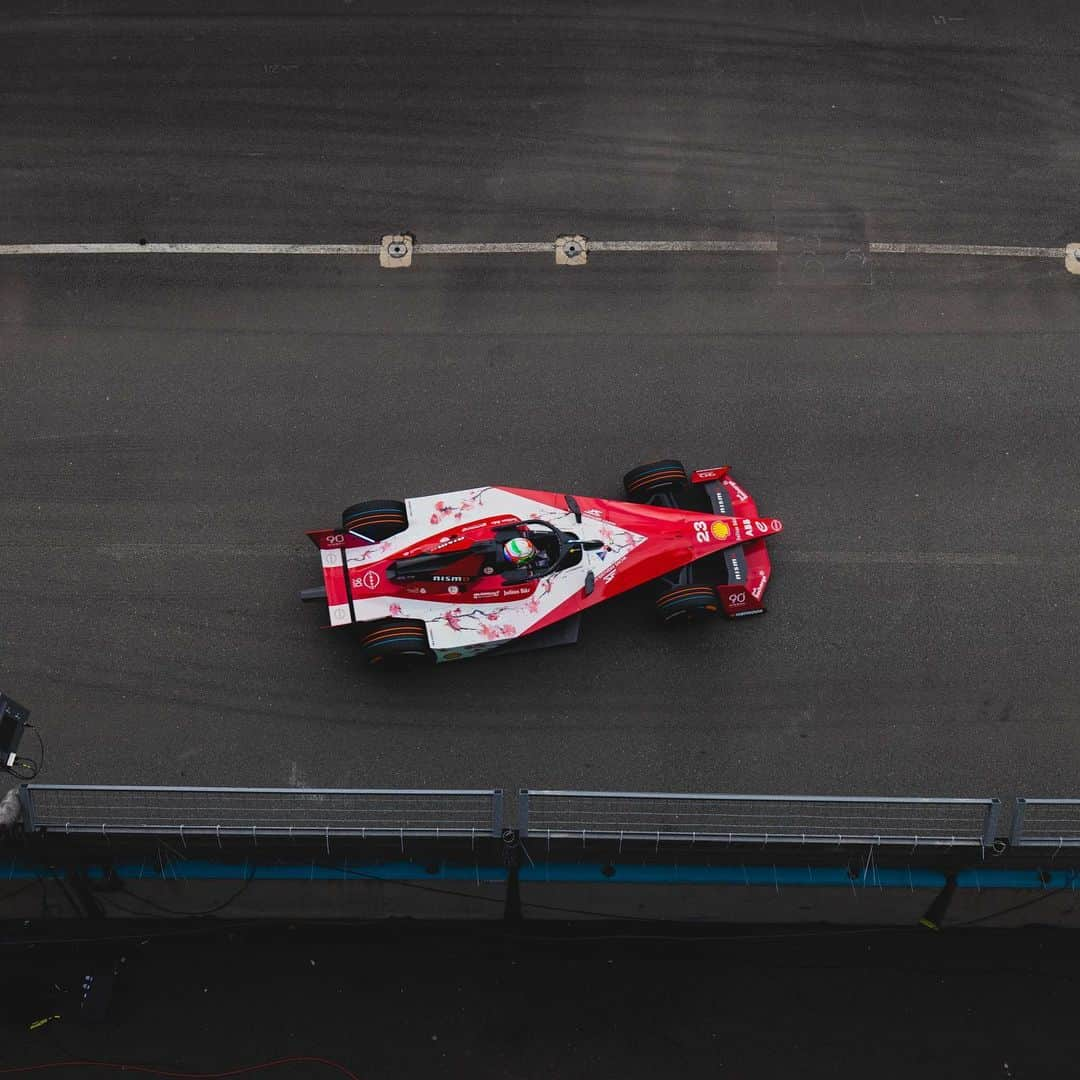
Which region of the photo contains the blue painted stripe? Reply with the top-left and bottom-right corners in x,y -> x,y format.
2,858 -> 1078,891
519,864 -> 1080,889
1,858 -> 507,884
519,864 -> 946,887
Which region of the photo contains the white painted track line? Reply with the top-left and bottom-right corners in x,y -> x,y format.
589,239 -> 778,252
413,242 -> 551,254
0,243 -> 382,255
0,240 -> 1067,260
868,242 -> 1063,259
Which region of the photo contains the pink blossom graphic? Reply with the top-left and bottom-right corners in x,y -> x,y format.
388,603 -> 403,616
427,489 -> 492,524
499,625 -> 516,638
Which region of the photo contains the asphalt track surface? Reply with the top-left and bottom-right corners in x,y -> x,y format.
2,1 -> 1079,801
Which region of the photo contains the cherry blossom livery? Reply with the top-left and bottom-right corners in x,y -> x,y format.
301,459 -> 783,666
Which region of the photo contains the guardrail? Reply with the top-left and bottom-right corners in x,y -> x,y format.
19,785 -> 505,842
1010,798 -> 1080,851
13,785 -> 1014,851
519,790 -> 1001,849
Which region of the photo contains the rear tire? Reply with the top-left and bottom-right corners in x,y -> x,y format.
622,459 -> 689,501
342,499 -> 408,540
359,619 -> 432,668
655,584 -> 720,623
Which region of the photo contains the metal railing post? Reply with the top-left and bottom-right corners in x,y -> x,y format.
983,799 -> 1003,848
518,789 -> 530,838
17,784 -> 35,831
1011,799 -> 1027,846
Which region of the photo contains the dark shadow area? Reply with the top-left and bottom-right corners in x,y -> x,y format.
1,922 -> 1077,1078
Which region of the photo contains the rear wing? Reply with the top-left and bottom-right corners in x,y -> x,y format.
302,529 -> 364,625
306,528 -> 367,550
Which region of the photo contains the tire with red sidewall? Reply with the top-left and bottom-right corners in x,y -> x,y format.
342,499 -> 408,540
360,619 -> 432,668
622,459 -> 689,501
655,584 -> 720,623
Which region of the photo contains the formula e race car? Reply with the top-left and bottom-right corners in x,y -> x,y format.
301,459 -> 782,666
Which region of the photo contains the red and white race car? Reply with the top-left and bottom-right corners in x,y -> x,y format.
302,459 -> 782,666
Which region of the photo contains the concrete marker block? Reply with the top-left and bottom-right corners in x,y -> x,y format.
380,234 -> 414,268
1066,243 -> 1080,275
555,234 -> 588,266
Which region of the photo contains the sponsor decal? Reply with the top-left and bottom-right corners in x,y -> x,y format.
755,520 -> 769,534
751,571 -> 768,599
724,478 -> 751,503
584,508 -> 606,520
482,566 -> 495,575
770,518 -> 783,532
353,570 -> 381,590
474,585 -> 534,600
447,585 -> 460,595
710,520 -> 731,541
599,563 -> 617,583
463,515 -> 516,532
431,574 -> 469,582
725,552 -> 744,582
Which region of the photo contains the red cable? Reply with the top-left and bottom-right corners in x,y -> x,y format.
0,1057 -> 359,1079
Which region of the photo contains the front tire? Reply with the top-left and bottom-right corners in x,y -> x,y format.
342,499 -> 408,540
359,619 -> 433,668
622,459 -> 689,501
654,584 -> 720,623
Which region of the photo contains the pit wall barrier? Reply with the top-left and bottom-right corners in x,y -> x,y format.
6,786 -> 1080,927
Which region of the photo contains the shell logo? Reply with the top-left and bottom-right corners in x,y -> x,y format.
710,520 -> 732,541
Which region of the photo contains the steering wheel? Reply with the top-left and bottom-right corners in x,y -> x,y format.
516,519 -> 570,573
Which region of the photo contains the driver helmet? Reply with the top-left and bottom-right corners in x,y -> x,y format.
503,536 -> 538,566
